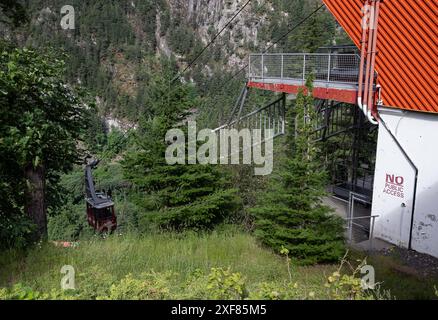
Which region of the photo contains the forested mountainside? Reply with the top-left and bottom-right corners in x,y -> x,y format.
3,1 -> 438,301
2,0 -> 349,123
0,0 -> 353,245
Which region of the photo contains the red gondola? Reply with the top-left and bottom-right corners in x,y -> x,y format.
84,158 -> 117,233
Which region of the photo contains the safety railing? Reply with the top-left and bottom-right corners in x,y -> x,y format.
213,96 -> 285,140
345,191 -> 378,250
249,53 -> 361,85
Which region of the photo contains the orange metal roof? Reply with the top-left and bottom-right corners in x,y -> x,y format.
323,0 -> 438,113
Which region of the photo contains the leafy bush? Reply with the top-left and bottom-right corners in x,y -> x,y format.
74,266 -> 116,299
47,203 -> 91,241
0,283 -> 76,300
248,282 -> 300,300
324,254 -> 391,300
103,272 -> 172,300
0,213 -> 35,249
205,268 -> 247,300
325,269 -> 367,300
0,284 -> 41,300
0,264 -> 382,300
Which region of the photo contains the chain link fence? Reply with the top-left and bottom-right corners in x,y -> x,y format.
249,53 -> 361,84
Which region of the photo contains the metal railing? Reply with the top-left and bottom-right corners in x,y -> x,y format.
211,96 -> 286,164
345,191 -> 378,250
213,96 -> 285,140
249,53 -> 361,85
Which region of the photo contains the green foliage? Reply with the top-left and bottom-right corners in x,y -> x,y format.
0,44 -> 90,245
0,263 -> 381,300
9,0 -> 170,119
83,111 -> 108,154
47,161 -> 137,240
0,0 -> 28,27
0,283 -> 43,300
103,272 -> 172,300
102,129 -> 128,158
259,0 -> 341,53
205,267 -> 247,300
12,228 -> 438,300
122,62 -> 241,231
323,255 -> 389,300
248,281 -> 301,300
168,23 -> 198,56
0,46 -> 88,169
0,212 -> 35,249
251,78 -> 345,265
326,269 -> 367,300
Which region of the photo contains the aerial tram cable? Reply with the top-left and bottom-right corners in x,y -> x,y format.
171,0 -> 253,84
220,3 -> 325,89
100,3 -> 326,156
202,4 -> 325,121
114,0 -> 255,150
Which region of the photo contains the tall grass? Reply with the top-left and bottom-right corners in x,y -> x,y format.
2,226 -> 436,299
0,225 -> 334,295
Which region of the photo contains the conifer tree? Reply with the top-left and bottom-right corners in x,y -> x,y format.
122,59 -> 241,231
251,78 -> 344,265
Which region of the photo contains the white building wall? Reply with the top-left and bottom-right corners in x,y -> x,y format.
372,107 -> 438,258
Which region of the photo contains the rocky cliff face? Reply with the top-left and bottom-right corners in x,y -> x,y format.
162,0 -> 269,67
2,0 -> 340,121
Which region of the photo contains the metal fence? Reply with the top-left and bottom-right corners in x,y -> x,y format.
213,96 -> 285,140
211,96 -> 285,164
345,192 -> 378,250
249,53 -> 361,84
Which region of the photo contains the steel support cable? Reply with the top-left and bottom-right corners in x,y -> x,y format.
103,3 -> 326,155
205,4 -> 326,124
213,3 -> 326,96
171,0 -> 252,84
115,0 -> 255,152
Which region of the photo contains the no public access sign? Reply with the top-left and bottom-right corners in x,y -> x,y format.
383,174 -> 404,199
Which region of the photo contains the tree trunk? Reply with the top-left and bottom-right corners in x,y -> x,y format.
25,164 -> 47,241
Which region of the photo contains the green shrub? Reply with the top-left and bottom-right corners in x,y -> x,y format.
205,267 -> 247,300
0,283 -> 76,300
102,272 -> 172,300
1,264 -> 384,300
249,282 -> 300,300
75,266 -> 116,299
0,283 -> 41,300
324,255 -> 389,300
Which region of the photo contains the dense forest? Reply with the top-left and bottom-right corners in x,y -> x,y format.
1,0 -> 348,244
2,0 -> 435,301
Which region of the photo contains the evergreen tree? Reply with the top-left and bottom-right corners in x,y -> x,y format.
122,59 -> 241,231
251,78 -> 344,265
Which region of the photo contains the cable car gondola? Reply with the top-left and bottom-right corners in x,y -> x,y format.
84,158 -> 117,232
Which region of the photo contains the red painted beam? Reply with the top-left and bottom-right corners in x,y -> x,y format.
247,81 -> 358,104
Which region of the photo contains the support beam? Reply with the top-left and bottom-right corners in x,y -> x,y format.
247,81 -> 358,105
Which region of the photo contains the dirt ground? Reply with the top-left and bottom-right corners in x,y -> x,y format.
378,246 -> 438,278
